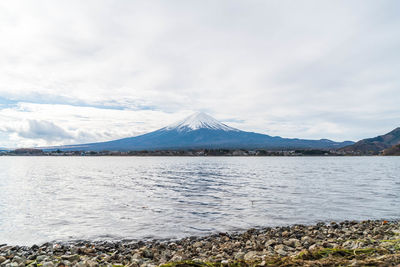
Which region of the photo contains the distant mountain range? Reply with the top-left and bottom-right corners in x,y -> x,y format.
340,127 -> 400,154
49,112 -> 353,151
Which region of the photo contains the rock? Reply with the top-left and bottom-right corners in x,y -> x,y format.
42,262 -> 54,267
36,255 -> 47,263
0,220 -> 397,266
61,254 -> 80,262
274,244 -> 286,251
308,244 -> 318,250
351,241 -> 363,249
342,240 -> 354,248
214,253 -> 224,260
283,238 -> 300,248
234,252 -> 245,260
85,260 -> 98,267
12,256 -> 24,264
192,241 -> 202,248
301,236 -> 315,244
274,244 -> 290,256
243,251 -> 258,261
126,259 -> 141,267
132,253 -> 142,260
233,241 -> 241,248
0,246 -> 12,252
75,261 -> 86,267
169,255 -> 182,262
245,240 -> 252,248
264,239 -> 276,247
282,231 -> 289,237
276,249 -> 288,256
83,248 -> 95,254
141,249 -> 153,259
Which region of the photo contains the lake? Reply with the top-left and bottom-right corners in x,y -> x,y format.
0,156 -> 399,245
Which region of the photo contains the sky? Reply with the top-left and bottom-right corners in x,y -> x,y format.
0,0 -> 399,148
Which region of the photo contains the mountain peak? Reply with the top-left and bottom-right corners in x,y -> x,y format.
165,112 -> 239,132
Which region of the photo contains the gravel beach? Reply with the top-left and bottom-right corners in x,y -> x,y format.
1,220 -> 399,267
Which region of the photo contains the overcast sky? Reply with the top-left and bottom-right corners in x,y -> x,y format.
0,0 -> 399,148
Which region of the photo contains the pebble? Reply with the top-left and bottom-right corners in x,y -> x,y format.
61,254 -> 80,262
243,251 -> 258,261
41,262 -> 54,267
0,220 -> 398,266
36,255 -> 47,262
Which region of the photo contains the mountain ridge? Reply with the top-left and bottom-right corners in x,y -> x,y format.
339,127 -> 400,154
45,112 -> 354,151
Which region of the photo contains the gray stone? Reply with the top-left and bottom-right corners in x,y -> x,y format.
36,255 -> 47,263
75,261 -> 86,267
169,255 -> 182,262
276,249 -> 288,256
0,246 -> 12,252
234,252 -> 245,260
264,239 -> 276,247
274,244 -> 286,251
342,240 -> 353,248
283,238 -> 301,248
12,256 -> 24,264
301,236 -> 314,244
41,262 -> 54,267
85,260 -> 98,267
141,249 -> 153,259
0,256 -> 6,264
245,240 -> 252,248
244,251 -> 258,261
61,254 -> 80,262
192,242 -> 202,248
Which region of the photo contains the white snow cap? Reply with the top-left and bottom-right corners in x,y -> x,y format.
165,112 -> 239,132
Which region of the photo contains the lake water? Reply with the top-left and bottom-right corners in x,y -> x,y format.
0,156 -> 399,245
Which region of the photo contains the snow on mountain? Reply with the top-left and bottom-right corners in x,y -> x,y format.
164,112 -> 239,132
44,112 -> 354,151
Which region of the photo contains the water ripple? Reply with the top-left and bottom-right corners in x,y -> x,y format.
0,156 -> 399,245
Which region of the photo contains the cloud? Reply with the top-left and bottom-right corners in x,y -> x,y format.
16,120 -> 72,140
0,102 -> 194,147
0,0 -> 399,147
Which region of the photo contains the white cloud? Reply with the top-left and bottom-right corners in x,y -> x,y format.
13,120 -> 73,140
0,103 -> 195,147
0,0 -> 399,147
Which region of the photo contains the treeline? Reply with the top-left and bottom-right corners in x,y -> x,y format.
1,148 -> 346,156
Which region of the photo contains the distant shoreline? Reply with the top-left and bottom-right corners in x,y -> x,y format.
1,148 -> 388,156
1,220 -> 399,266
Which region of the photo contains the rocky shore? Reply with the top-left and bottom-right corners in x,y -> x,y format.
1,220 -> 399,267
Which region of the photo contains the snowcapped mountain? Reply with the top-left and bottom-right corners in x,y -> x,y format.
163,112 -> 239,132
53,112 -> 354,151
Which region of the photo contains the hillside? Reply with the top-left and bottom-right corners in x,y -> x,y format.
340,127 -> 400,154
382,144 -> 400,156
